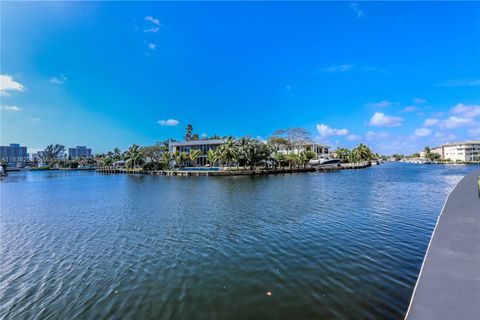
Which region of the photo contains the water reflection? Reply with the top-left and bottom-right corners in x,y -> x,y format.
1,163 -> 478,319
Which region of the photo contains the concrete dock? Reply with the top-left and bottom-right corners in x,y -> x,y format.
406,169 -> 480,320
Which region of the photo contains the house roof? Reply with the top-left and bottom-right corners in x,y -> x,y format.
168,139 -> 225,147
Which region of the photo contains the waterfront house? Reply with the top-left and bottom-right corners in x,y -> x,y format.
277,142 -> 329,158
113,160 -> 125,168
168,139 -> 225,166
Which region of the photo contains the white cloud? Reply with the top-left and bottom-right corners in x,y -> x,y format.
158,119 -> 179,126
365,100 -> 392,108
349,2 -> 365,19
316,124 -> 349,137
50,74 -> 67,85
441,116 -> 475,129
148,43 -> 156,50
401,106 -> 418,113
368,112 -> 403,127
324,65 -> 353,73
438,79 -> 480,87
26,116 -> 40,122
365,130 -> 389,141
0,75 -> 26,96
0,105 -> 22,112
346,134 -> 361,141
414,128 -> 432,137
433,131 -> 456,141
144,27 -> 160,33
201,133 -> 207,138
450,103 -> 480,118
413,98 -> 427,104
423,118 -> 440,126
145,16 -> 160,26
468,127 -> 480,138
323,65 -> 383,73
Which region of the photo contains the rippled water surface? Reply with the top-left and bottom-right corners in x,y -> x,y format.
1,163 -> 478,319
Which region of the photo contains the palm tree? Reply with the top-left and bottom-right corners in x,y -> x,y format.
235,137 -> 251,168
188,149 -> 201,166
207,149 -> 218,167
174,150 -> 187,167
103,157 -> 114,166
218,137 -> 237,169
113,148 -> 121,160
351,143 -> 372,162
335,147 -> 351,163
184,124 -> 193,141
124,144 -> 144,170
161,152 -> 173,169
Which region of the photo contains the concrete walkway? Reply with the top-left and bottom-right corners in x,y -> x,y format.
406,169 -> 480,320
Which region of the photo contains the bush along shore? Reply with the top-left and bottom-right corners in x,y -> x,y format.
96,161 -> 372,176
12,126 -> 379,174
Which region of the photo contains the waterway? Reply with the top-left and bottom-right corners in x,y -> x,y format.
1,163 -> 478,319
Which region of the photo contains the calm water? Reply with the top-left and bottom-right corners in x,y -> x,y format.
1,163 -> 478,319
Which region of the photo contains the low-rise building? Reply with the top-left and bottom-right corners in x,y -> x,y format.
0,143 -> 28,164
168,139 -> 225,166
68,146 -> 92,159
436,141 -> 480,162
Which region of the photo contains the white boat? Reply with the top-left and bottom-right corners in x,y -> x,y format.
309,157 -> 342,167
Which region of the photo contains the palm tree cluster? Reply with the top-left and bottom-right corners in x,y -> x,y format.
334,143 -> 376,163
187,137 -> 316,170
96,138 -> 376,171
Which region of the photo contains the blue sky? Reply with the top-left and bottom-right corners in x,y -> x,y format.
1,1 -> 479,155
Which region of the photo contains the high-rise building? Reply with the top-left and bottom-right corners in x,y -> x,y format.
68,146 -> 92,159
0,143 -> 28,164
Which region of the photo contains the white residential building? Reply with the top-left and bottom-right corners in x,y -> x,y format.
278,142 -> 329,158
435,140 -> 480,162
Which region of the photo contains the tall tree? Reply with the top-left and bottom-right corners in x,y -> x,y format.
235,137 -> 252,168
272,128 -> 311,153
218,137 -> 237,168
268,136 -> 289,153
113,148 -> 121,160
141,145 -> 165,170
40,144 -> 66,163
124,144 -> 144,169
184,124 -> 193,141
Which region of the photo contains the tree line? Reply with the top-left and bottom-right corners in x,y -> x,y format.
26,125 -> 378,170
